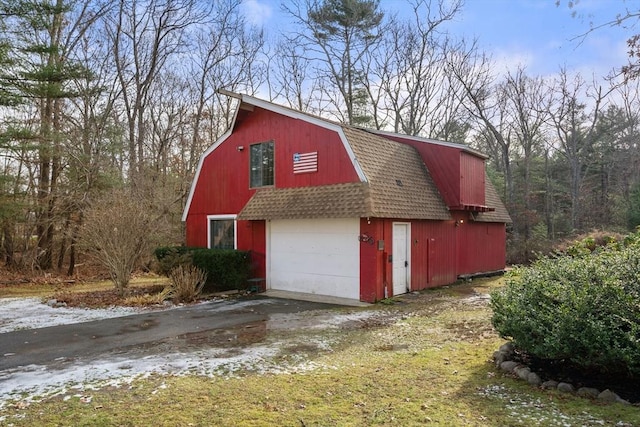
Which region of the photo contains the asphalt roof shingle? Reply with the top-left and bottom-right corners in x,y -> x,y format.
474,172 -> 512,223
342,127 -> 451,220
238,182 -> 370,220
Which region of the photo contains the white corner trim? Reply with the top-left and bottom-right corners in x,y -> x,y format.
336,128 -> 367,182
181,129 -> 233,222
206,214 -> 238,249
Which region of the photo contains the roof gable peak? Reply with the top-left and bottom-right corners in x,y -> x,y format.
220,90 -> 487,159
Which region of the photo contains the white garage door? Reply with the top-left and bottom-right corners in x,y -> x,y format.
268,218 -> 360,300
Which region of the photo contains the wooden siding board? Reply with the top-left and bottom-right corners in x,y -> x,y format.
359,218 -> 385,303
366,219 -> 458,299
249,221 -> 266,279
457,219 -> 506,275
185,214 -> 207,247
410,220 -> 458,289
235,108 -> 360,188
460,152 -> 486,206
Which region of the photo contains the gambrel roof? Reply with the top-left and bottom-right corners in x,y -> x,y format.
184,93 -> 510,224
339,127 -> 450,220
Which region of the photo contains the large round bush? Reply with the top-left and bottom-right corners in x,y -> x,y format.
491,232 -> 640,376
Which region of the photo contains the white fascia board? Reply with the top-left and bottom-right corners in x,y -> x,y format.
366,128 -> 489,160
181,129 -> 233,222
240,95 -> 368,182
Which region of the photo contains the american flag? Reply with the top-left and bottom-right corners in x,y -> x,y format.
293,151 -> 318,174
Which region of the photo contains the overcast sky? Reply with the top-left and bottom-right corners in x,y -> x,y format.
240,0 -> 636,80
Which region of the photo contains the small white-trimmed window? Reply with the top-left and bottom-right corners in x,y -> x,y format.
207,215 -> 237,249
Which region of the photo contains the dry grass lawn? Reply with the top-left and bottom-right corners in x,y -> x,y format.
1,277 -> 639,426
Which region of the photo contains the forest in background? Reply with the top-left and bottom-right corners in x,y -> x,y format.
1,0 -> 639,276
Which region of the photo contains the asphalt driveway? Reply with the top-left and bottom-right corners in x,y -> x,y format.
0,296 -> 338,371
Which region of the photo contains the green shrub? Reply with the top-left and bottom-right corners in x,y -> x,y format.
491,231 -> 640,376
190,249 -> 251,291
628,182 -> 640,229
154,246 -> 194,276
556,230 -> 626,257
155,246 -> 251,291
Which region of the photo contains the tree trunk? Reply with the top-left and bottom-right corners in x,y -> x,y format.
67,218 -> 80,277
37,97 -> 54,270
544,149 -> 554,239
2,222 -> 14,268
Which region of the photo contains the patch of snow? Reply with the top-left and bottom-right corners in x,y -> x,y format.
0,298 -> 168,333
478,385 -> 608,426
268,309 -> 391,330
0,339 -> 340,409
0,296 -> 364,410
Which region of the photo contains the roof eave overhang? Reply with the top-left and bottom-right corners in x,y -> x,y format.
365,128 -> 489,160
450,204 -> 495,213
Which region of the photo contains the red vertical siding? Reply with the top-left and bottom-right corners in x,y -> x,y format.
185,107 -> 360,248
460,152 -> 486,206
359,218 -> 385,303
360,216 -> 505,302
236,220 -> 252,252
457,218 -> 506,275
185,214 -> 208,247
360,218 -> 459,302
246,220 -> 266,278
232,108 -> 360,190
410,220 -> 458,289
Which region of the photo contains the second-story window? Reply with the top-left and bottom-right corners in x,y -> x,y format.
250,141 -> 274,187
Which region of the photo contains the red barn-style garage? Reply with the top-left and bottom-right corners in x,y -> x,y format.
182,93 -> 511,303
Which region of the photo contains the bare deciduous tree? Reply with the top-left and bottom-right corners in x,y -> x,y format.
78,189 -> 154,295
267,40 -> 317,112
283,0 -> 385,125
107,0 -> 211,184
548,69 -> 611,231
370,0 -> 466,137
501,67 -> 552,244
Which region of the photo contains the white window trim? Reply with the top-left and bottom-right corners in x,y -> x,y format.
207,214 -> 238,249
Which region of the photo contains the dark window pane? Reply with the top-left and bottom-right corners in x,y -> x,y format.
264,142 -> 274,186
250,144 -> 262,188
210,219 -> 234,249
249,141 -> 274,187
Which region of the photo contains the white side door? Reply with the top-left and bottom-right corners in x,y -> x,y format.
392,222 -> 411,296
